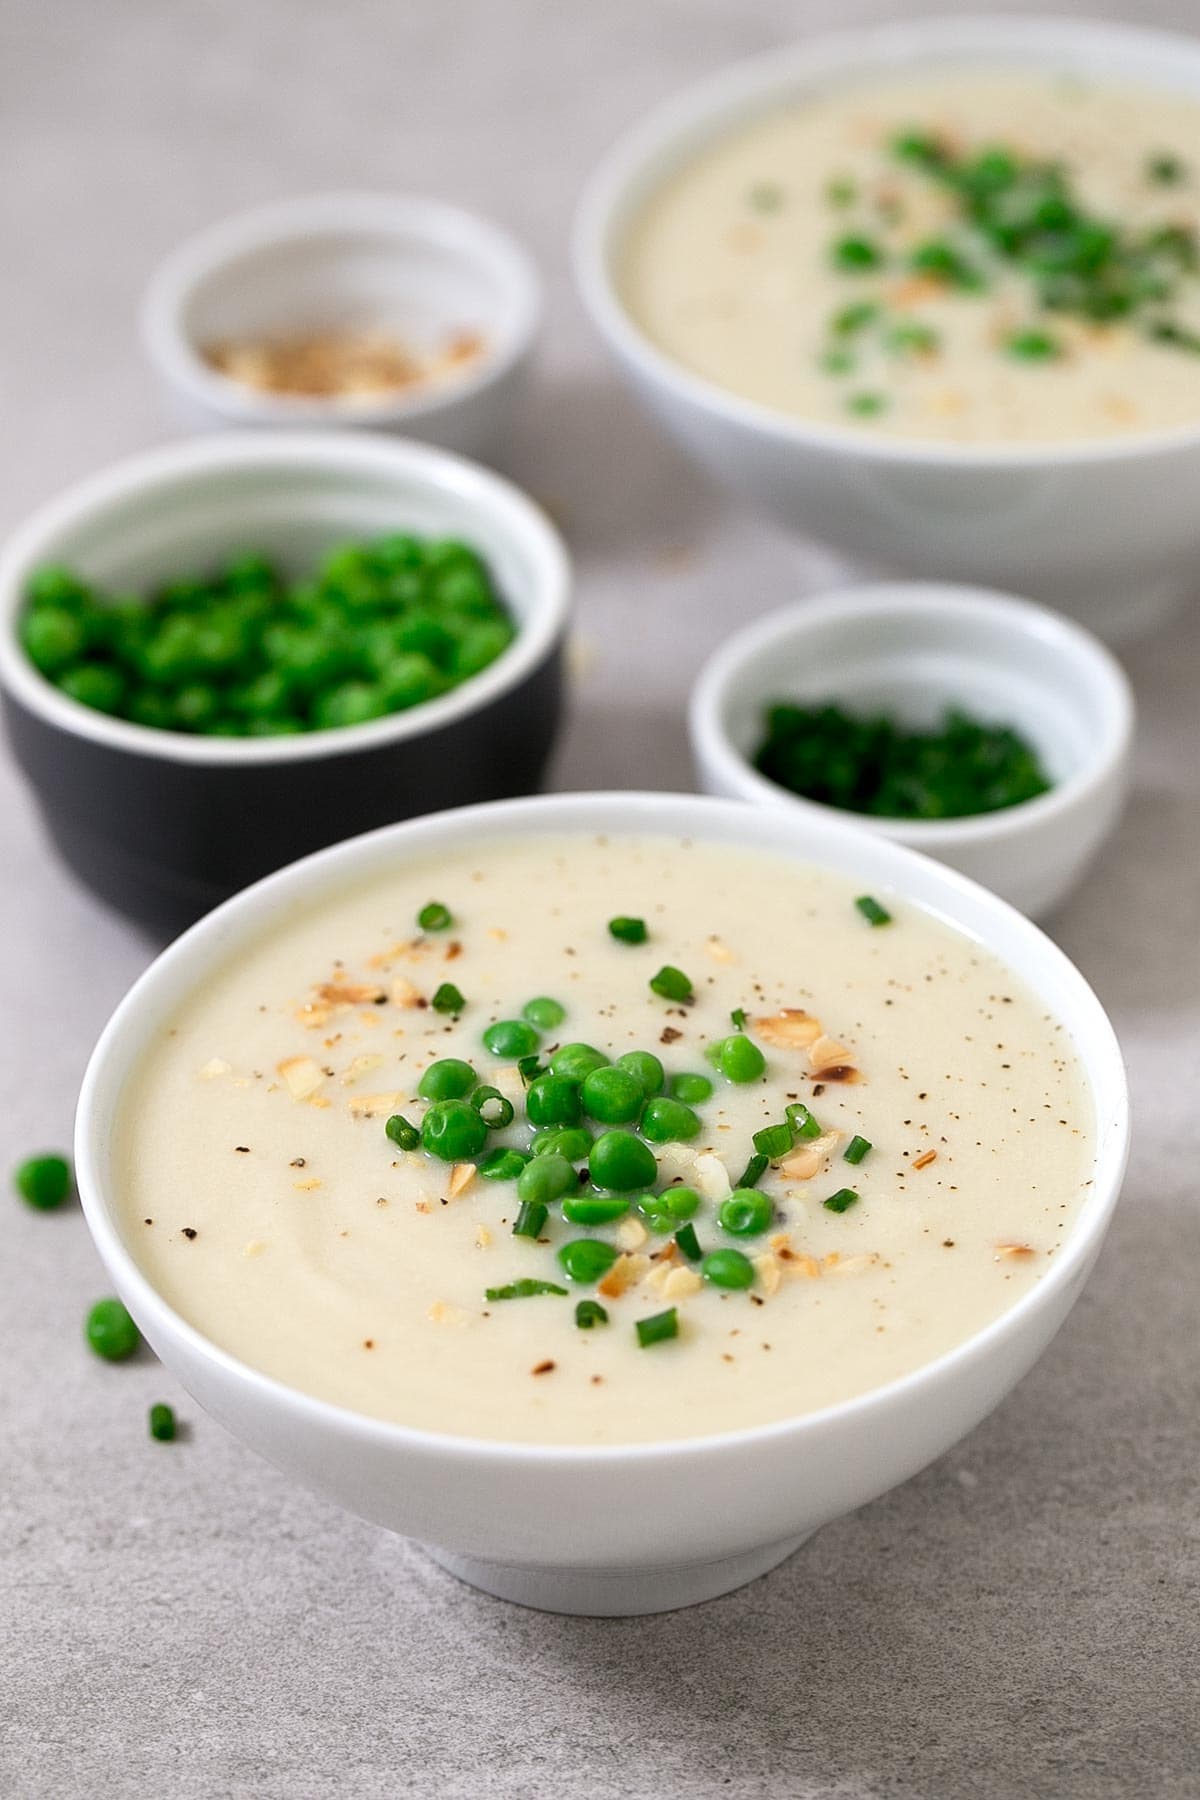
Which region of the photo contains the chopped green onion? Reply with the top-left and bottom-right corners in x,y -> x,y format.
479,1147 -> 530,1181
847,391 -> 889,417
575,1300 -> 609,1329
786,1103 -> 822,1141
608,915 -> 647,945
823,1187 -> 860,1214
674,1222 -> 702,1261
752,1122 -> 793,1160
825,174 -> 857,208
418,901 -> 452,931
512,1199 -> 548,1239
832,234 -> 884,272
385,1113 -> 420,1151
431,982 -> 466,1015
636,1307 -> 679,1347
1147,153 -> 1186,185
833,300 -> 880,336
1005,328 -> 1062,361
517,1052 -> 545,1086
886,320 -> 940,357
730,1007 -> 747,1031
649,965 -> 693,1003
736,1151 -> 769,1189
149,1403 -> 177,1442
485,1279 -> 567,1301
844,1134 -> 872,1165
855,895 -> 893,927
471,1085 -> 514,1129
819,347 -> 856,376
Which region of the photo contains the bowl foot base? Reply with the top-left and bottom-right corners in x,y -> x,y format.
419,1532 -> 813,1615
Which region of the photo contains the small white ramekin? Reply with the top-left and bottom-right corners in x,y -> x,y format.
142,193 -> 542,460
75,789 -> 1129,1616
689,582 -> 1134,919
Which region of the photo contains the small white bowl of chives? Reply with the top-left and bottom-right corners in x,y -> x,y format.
690,581 -> 1134,919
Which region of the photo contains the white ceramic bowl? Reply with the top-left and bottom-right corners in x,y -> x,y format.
142,193 -> 541,459
690,582 -> 1134,919
75,790 -> 1129,1617
0,432 -> 569,933
575,15 -> 1200,639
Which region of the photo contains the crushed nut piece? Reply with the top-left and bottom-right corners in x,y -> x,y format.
598,1252 -> 651,1299
615,1217 -> 648,1252
753,1009 -> 821,1048
348,1091 -> 405,1118
277,1055 -> 326,1100
427,1299 -> 469,1325
447,1162 -> 476,1198
752,1253 -> 782,1296
662,1266 -> 703,1301
340,1053 -> 384,1086
199,1057 -> 232,1080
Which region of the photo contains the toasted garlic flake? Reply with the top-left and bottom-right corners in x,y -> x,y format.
825,1253 -> 879,1277
475,1223 -> 492,1249
447,1163 -> 476,1198
786,1252 -> 822,1280
994,1241 -> 1036,1260
389,976 -> 423,1007
753,1009 -> 822,1049
348,1091 -> 404,1118
662,1266 -> 703,1301
693,1152 -> 732,1202
752,1253 -> 782,1296
598,1252 -> 651,1299
705,935 -> 735,964
340,1054 -> 384,1086
199,1057 -> 232,1080
243,1240 -> 266,1258
808,1034 -> 853,1072
616,1217 -> 648,1252
277,1055 -> 326,1100
779,1129 -> 842,1180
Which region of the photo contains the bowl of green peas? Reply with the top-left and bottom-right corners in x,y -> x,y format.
0,432 -> 570,934
690,581 -> 1134,919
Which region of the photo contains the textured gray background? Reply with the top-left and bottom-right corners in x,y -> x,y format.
1,2 -> 1198,1796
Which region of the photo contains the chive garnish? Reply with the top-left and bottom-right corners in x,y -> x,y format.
752,1122 -> 793,1160
730,1007 -> 747,1030
786,1102 -> 822,1141
674,1222 -> 702,1261
636,1307 -> 679,1348
512,1200 -> 548,1239
1005,328 -> 1062,361
823,1187 -> 860,1214
608,915 -> 647,944
485,1279 -> 568,1301
649,965 -> 693,1003
843,1134 -> 872,1166
418,901 -> 452,932
471,1086 -> 514,1128
385,1113 -> 420,1151
847,391 -> 889,417
148,1403 -> 177,1442
831,234 -> 885,272
575,1300 -> 609,1329
431,982 -> 466,1014
736,1151 -> 769,1189
855,895 -> 892,927
517,1053 -> 545,1086
479,1147 -> 530,1181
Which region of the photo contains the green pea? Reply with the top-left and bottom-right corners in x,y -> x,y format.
14,1153 -> 71,1210
669,1072 -> 713,1105
374,532 -> 424,571
420,1099 -> 488,1163
639,1096 -> 702,1143
58,665 -> 125,715
561,1195 -> 630,1225
385,1114 -> 420,1151
172,682 -> 219,732
525,1073 -> 583,1128
831,234 -> 885,272
636,1187 -> 700,1233
522,996 -> 566,1030
312,681 -> 389,731
550,1043 -> 609,1082
27,564 -> 88,608
379,653 -> 443,711
417,1058 -> 477,1101
580,1064 -> 644,1125
589,1130 -> 657,1193
21,606 -> 86,675
517,1152 -> 574,1206
85,1297 -> 140,1361
229,669 -> 294,718
557,1238 -> 619,1284
224,552 -> 278,593
483,1019 -> 541,1059
708,1034 -> 766,1084
700,1248 -> 756,1291
479,1147 -> 530,1182
718,1188 -> 774,1236
616,1050 -> 664,1097
394,613 -> 457,668
531,1127 -> 593,1162
452,619 -> 513,678
128,691 -> 175,731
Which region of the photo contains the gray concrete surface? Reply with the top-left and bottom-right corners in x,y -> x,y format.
1,2 -> 1197,1795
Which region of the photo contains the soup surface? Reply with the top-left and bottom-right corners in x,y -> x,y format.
620,70 -> 1200,443
116,834 -> 1093,1445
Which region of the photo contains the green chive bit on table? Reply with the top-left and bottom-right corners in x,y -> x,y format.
575,1300 -> 609,1329
485,1279 -> 568,1301
14,1152 -> 71,1210
823,1187 -> 860,1215
844,1134 -> 873,1166
649,965 -> 693,1003
417,901 -> 453,932
85,1298 -> 140,1362
431,982 -> 466,1015
636,1308 -> 679,1348
855,895 -> 893,927
148,1403 -> 177,1443
608,915 -> 647,945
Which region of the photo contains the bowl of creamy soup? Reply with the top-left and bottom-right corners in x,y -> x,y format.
575,16 -> 1200,637
75,790 -> 1128,1616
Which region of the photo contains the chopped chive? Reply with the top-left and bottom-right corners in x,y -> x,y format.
431,981 -> 466,1014
575,1299 -> 609,1329
512,1200 -> 548,1239
418,901 -> 452,932
385,1113 -> 420,1151
148,1403 -> 177,1442
831,233 -> 885,272
749,180 -> 784,213
736,1151 -> 769,1189
636,1307 -> 679,1348
479,1147 -> 530,1181
485,1279 -> 568,1301
608,915 -> 647,944
846,391 -> 889,417
674,1222 -> 702,1261
855,895 -> 892,927
832,300 -> 880,336
730,1007 -> 747,1031
819,346 -> 856,376
844,1134 -> 872,1165
649,965 -> 693,1003
786,1102 -> 822,1141
471,1085 -> 514,1129
1005,328 -> 1062,361
823,1187 -> 860,1214
517,1052 -> 545,1086
752,1122 -> 793,1159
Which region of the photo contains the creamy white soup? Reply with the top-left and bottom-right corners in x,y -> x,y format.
620,71 -> 1200,443
116,835 -> 1093,1445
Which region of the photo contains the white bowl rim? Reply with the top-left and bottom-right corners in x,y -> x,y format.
74,788 -> 1130,1468
0,430 -> 570,767
574,11 -> 1200,470
688,580 -> 1136,849
141,189 -> 543,429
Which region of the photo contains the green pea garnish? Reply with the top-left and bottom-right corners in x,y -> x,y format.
420,1099 -> 487,1162
649,965 -> 693,1003
14,1153 -> 71,1210
718,1189 -> 773,1237
700,1249 -> 756,1291
418,901 -> 453,932
431,982 -> 466,1015
558,1238 -> 619,1284
85,1298 -> 140,1362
